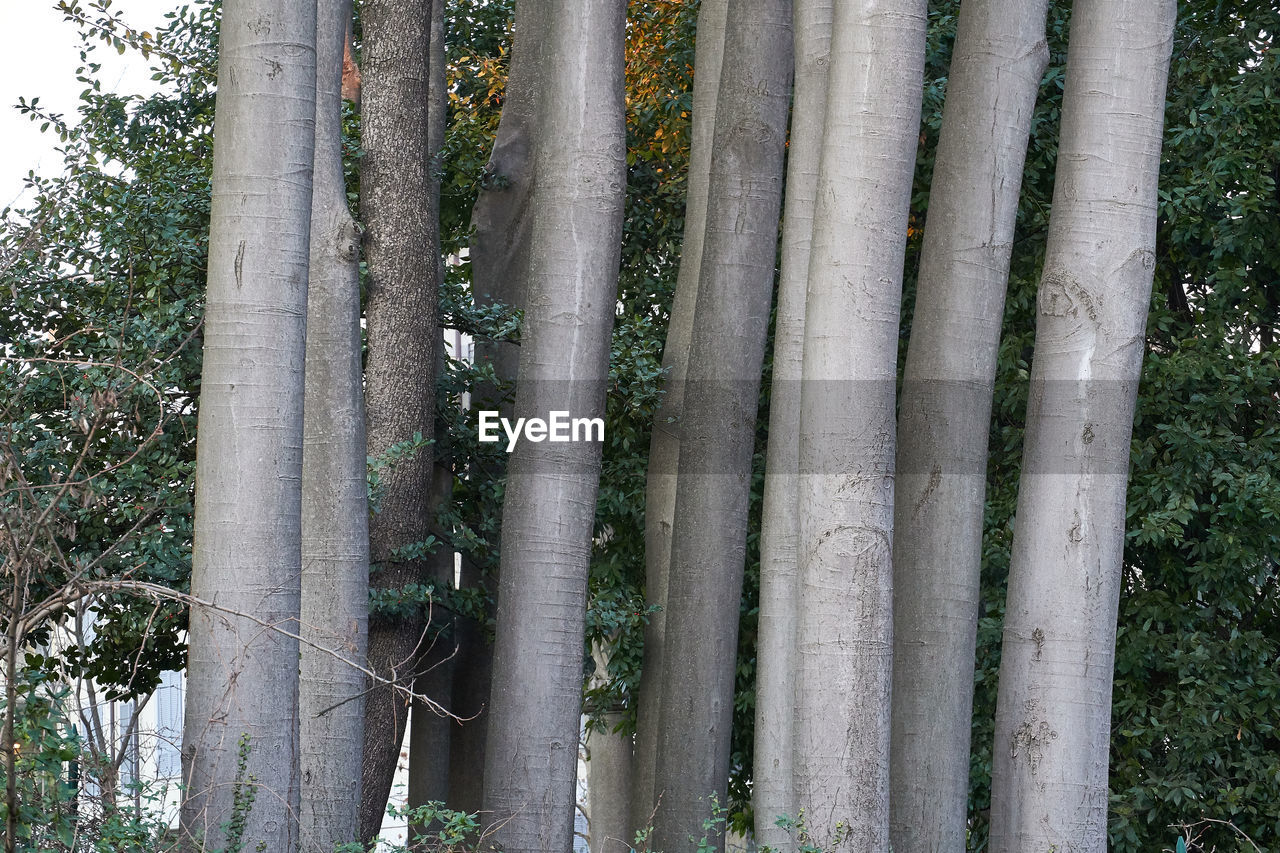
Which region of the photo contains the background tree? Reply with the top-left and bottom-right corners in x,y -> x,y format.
179,0 -> 316,848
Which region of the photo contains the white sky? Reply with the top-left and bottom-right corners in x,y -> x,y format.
0,0 -> 178,210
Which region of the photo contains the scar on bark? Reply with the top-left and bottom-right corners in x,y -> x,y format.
234,240 -> 246,289
913,463 -> 943,517
342,27 -> 362,104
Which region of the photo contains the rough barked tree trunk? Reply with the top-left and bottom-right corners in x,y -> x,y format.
751,0 -> 830,846
358,0 -> 442,840
447,2 -> 547,812
887,1 -> 1048,850
586,641 -> 633,853
988,2 -> 1175,850
180,2 -> 316,850
792,1 -> 925,849
298,1 -> 368,851
629,0 -> 727,836
479,0 -> 627,847
649,0 -> 792,849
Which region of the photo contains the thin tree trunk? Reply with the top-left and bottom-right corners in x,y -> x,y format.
479,0 -> 627,846
180,2 -> 316,850
792,2 -> 926,850
298,1 -> 368,851
586,642 -> 633,853
751,0 -> 830,846
649,0 -> 792,849
988,2 -> 1175,850
357,0 -> 442,840
447,3 -> 547,810
629,0 -> 726,834
887,1 -> 1048,850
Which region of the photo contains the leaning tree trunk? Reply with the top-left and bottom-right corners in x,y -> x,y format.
648,0 -> 792,849
298,1 -> 368,851
988,2 -> 1175,850
792,1 -> 926,850
887,1 -> 1048,850
479,0 -> 627,848
751,0 -> 830,846
180,1 -> 316,850
447,0 -> 547,813
629,0 -> 727,836
585,641 -> 633,853
357,0 -> 443,841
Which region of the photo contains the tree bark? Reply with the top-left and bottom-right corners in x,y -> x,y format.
988,2 -> 1174,850
649,0 -> 792,849
887,2 -> 1047,850
751,0 -> 830,846
357,0 -> 443,840
180,1 -> 316,850
792,1 -> 926,850
629,0 -> 727,837
446,1 -> 547,812
586,642 -> 633,853
298,2 -> 368,851
479,0 -> 627,848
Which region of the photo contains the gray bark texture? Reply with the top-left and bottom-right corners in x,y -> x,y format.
649,0 -> 792,849
180,1 -> 316,850
988,2 -> 1174,850
357,0 -> 445,840
887,1 -> 1047,850
629,0 -> 727,836
751,0 -> 830,846
479,0 -> 627,848
299,1 -> 368,851
586,642 -> 634,853
792,2 -> 926,849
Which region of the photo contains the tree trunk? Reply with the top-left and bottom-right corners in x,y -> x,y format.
629,0 -> 727,837
479,0 -> 627,848
988,2 -> 1174,850
357,0 -> 443,840
649,0 -> 792,849
298,2 -> 368,851
586,642 -> 633,853
887,1 -> 1047,850
446,1 -> 547,811
751,0 -> 830,847
180,1 -> 316,850
792,2 -> 926,850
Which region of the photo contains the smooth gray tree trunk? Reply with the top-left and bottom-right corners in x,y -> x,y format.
357,0 -> 443,840
629,0 -> 726,837
989,2 -> 1175,850
751,0 -> 830,846
792,1 -> 926,849
649,0 -> 792,849
180,1 -> 316,850
298,2 -> 368,851
887,1 -> 1047,850
479,0 -> 627,848
447,2 -> 547,811
586,641 -> 633,853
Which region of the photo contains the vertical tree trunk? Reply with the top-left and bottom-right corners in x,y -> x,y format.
298,1 -> 368,851
751,0 -> 830,846
586,642 -> 633,853
887,1 -> 1047,850
792,2 -> 925,850
649,0 -> 792,849
447,2 -> 548,812
357,0 -> 443,840
479,0 -> 627,848
629,0 -> 727,836
180,2 -> 316,850
988,2 -> 1175,850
